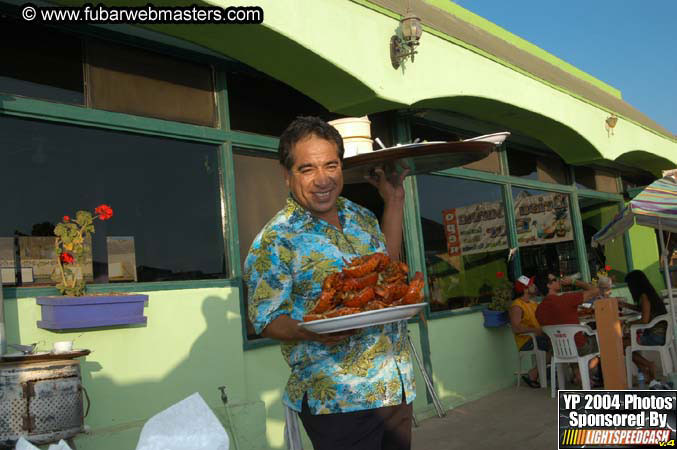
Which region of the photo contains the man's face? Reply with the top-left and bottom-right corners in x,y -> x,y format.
284,134 -> 343,219
527,283 -> 537,295
547,274 -> 561,292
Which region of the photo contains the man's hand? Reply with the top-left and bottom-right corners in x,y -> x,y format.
364,163 -> 411,205
298,327 -> 357,346
365,164 -> 411,261
262,315 -> 355,345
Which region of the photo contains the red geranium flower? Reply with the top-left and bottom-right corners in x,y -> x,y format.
63,215 -> 70,222
95,204 -> 113,220
496,271 -> 504,278
60,252 -> 74,264
605,265 -> 612,272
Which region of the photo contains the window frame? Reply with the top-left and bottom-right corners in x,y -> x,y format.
398,115 -> 633,319
0,21 -> 636,349
0,28 -> 276,301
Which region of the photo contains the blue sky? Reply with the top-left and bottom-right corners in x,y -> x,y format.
452,0 -> 676,134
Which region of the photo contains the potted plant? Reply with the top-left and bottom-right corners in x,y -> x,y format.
36,205 -> 148,330
481,271 -> 512,327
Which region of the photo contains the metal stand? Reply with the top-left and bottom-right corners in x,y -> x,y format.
407,330 -> 446,419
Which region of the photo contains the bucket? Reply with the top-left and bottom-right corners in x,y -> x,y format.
328,116 -> 371,139
482,309 -> 508,327
343,137 -> 374,158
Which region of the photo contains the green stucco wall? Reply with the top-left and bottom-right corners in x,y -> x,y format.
427,311 -> 517,409
627,225 -> 665,291
4,288 -> 513,449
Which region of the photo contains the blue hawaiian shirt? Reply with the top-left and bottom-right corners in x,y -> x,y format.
244,196 -> 415,414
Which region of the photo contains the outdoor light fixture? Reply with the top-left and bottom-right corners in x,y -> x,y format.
605,114 -> 618,136
390,9 -> 423,69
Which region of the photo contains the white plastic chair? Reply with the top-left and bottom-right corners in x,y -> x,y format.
516,332 -> 547,389
542,324 -> 600,398
626,314 -> 676,386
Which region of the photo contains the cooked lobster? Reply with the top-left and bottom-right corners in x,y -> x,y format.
303,252 -> 425,322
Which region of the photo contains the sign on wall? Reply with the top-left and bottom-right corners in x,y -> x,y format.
513,191 -> 573,247
443,201 -> 508,256
442,192 -> 573,256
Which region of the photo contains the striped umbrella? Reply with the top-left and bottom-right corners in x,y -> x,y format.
592,175 -> 677,360
592,176 -> 677,246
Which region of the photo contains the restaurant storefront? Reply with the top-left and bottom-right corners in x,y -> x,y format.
1,1 -> 676,449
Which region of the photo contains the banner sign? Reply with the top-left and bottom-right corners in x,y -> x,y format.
558,390 -> 676,449
442,201 -> 508,256
442,192 -> 574,256
513,191 -> 573,247
442,209 -> 461,256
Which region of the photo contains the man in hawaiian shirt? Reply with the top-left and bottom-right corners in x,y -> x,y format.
244,116 -> 415,450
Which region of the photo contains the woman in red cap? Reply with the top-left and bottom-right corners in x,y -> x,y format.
509,275 -> 550,388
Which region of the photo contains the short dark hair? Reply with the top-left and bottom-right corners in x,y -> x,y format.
278,116 -> 344,170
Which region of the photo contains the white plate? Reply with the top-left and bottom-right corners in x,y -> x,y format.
462,132 -> 511,146
2,351 -> 50,358
298,303 -> 426,334
367,141 -> 446,153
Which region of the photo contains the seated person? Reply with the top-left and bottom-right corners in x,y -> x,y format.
509,275 -> 550,388
535,274 -> 602,386
622,270 -> 668,382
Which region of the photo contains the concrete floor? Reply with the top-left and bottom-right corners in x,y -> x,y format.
412,386 -> 558,450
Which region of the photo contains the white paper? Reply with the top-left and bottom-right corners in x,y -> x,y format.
135,393 -> 229,450
15,437 -> 72,450
107,236 -> 138,281
15,437 -> 39,450
48,440 -> 74,450
1,267 -> 15,284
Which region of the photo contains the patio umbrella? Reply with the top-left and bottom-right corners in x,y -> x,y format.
591,175 -> 677,352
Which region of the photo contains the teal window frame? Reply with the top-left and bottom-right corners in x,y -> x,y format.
398,115 -> 632,320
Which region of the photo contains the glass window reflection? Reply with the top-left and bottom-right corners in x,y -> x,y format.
0,115 -> 227,286
580,197 -> 628,282
511,187 -> 578,282
417,175 -> 509,312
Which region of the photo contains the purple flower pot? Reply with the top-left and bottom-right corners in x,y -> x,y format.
482,308 -> 508,328
36,294 -> 148,330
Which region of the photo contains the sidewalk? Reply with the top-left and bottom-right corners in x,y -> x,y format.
412,386 -> 558,450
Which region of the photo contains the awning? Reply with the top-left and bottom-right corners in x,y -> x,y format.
591,176 -> 677,247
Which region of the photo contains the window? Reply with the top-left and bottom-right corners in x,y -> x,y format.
227,70 -> 340,137
0,115 -> 227,287
512,188 -> 579,281
621,172 -> 654,194
417,175 -> 509,312
411,122 -> 501,173
575,167 -> 619,193
0,17 -> 84,104
580,198 -> 628,281
507,147 -> 568,184
233,150 -> 288,338
86,40 -> 217,127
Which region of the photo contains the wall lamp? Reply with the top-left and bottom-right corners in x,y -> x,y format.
605,114 -> 618,136
390,10 -> 423,69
